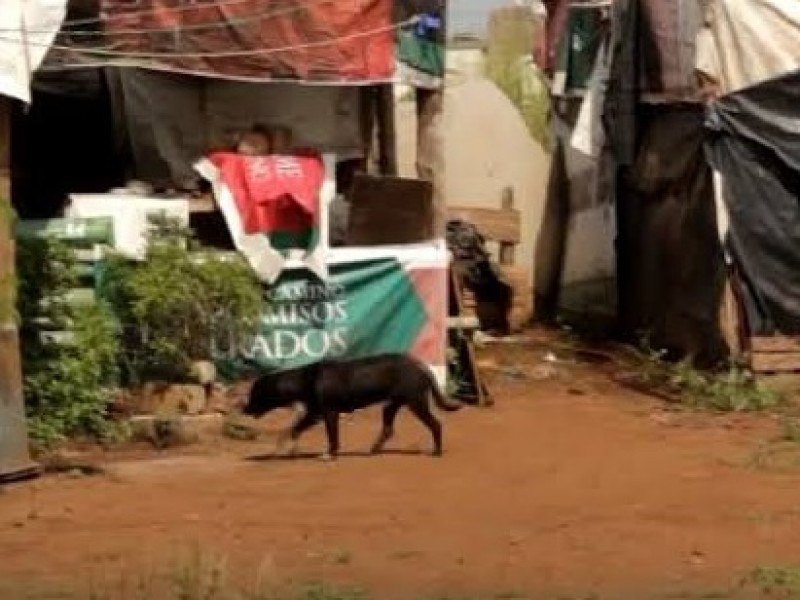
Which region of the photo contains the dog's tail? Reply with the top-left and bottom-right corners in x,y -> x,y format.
431,381 -> 463,412
417,359 -> 462,412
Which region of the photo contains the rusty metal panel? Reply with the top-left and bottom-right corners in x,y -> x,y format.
0,328 -> 39,483
1,96 -> 39,483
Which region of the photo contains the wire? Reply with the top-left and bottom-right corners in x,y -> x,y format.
0,0 -> 336,38
48,0 -> 295,28
0,17 -> 417,60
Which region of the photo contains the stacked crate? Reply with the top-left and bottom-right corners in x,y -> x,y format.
16,217 -> 115,342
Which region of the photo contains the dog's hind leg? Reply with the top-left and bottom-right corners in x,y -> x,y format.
370,402 -> 402,455
407,401 -> 443,456
320,410 -> 340,461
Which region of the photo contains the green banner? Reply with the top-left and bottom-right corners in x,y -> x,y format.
16,217 -> 114,248
214,258 -> 431,378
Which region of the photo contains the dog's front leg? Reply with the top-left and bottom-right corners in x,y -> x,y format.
273,403 -> 308,457
320,410 -> 340,461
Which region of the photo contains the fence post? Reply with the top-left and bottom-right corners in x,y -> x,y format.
0,96 -> 39,483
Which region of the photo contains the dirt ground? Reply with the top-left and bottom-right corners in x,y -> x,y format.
3,330 -> 800,599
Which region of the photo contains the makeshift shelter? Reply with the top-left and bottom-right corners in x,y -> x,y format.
0,0 -> 450,476
541,0 -> 800,368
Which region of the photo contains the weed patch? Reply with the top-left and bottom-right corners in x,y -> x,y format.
620,341 -> 783,413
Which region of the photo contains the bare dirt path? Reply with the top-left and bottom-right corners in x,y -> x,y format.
2,332 -> 800,599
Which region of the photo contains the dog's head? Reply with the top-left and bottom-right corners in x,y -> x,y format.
241,374 -> 285,418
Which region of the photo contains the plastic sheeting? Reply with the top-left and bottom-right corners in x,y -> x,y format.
700,0 -> 800,95
705,70 -> 800,335
0,0 -> 67,102
110,69 -> 363,189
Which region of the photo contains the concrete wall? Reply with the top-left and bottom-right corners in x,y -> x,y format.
442,47 -> 551,317
393,43 -> 552,323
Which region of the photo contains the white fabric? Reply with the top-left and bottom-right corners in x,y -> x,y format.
571,41 -> 608,158
705,0 -> 800,94
0,0 -> 67,102
66,194 -> 190,260
194,153 -> 335,284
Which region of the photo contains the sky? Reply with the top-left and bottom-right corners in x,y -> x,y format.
449,0 -> 514,36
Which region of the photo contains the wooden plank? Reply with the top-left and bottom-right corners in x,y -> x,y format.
446,205 -> 521,244
758,374 -> 800,400
501,265 -> 532,316
448,267 -> 490,406
348,174 -> 434,245
720,277 -> 743,356
751,352 -> 800,374
447,316 -> 481,330
751,336 -> 800,353
376,84 -> 398,177
501,265 -> 530,287
188,196 -> 216,214
498,188 -> 516,264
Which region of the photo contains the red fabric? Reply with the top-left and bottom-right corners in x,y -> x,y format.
408,268 -> 447,367
101,0 -> 395,82
210,152 -> 324,235
542,0 -> 570,73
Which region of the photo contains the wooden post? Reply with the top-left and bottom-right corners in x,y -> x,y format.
359,87 -> 377,175
415,88 -> 444,236
375,84 -> 398,176
0,96 -> 38,482
498,187 -> 515,266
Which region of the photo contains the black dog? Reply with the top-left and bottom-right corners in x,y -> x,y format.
242,354 -> 462,459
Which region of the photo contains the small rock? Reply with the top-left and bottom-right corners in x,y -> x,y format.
190,361 -> 217,386
689,550 -> 706,566
502,367 -> 527,381
138,383 -> 207,416
130,415 -> 199,448
530,365 -> 558,381
650,413 -> 674,426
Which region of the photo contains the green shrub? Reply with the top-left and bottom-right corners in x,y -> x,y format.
485,31 -> 551,148
100,216 -> 264,384
634,337 -> 782,413
16,215 -> 264,445
16,236 -> 122,448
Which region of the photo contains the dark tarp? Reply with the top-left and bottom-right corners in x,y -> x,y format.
617,104 -> 728,363
87,0 -> 396,83
12,70 -> 125,219
705,70 -> 800,335
553,6 -> 606,91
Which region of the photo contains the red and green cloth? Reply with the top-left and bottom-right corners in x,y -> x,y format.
195,152 -> 328,283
